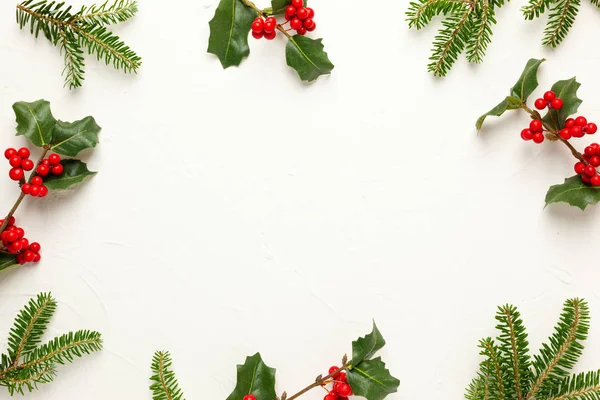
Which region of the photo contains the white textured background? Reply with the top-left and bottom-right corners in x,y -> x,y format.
1,0 -> 600,398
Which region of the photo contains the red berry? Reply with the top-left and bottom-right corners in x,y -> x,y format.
306,21 -> 316,31
264,30 -> 276,40
590,156 -> 600,167
5,231 -> 17,243
15,228 -> 24,239
529,119 -> 543,132
571,126 -> 584,138
565,118 -> 576,128
8,217 -> 15,226
329,366 -> 340,377
297,27 -> 307,35
585,165 -> 597,177
17,148 -> 30,159
544,91 -> 556,101
252,18 -> 264,33
290,17 -> 302,30
575,162 -> 586,174
9,156 -> 22,168
41,159 -> 50,166
21,184 -> 31,194
4,148 -> 17,160
36,164 -> 49,177
51,164 -> 64,176
9,168 -> 24,181
585,146 -> 596,157
338,372 -> 348,383
39,186 -> 48,198
586,123 -> 597,134
264,17 -> 277,33
286,5 -> 296,14
296,7 -> 309,19
19,238 -> 28,249
7,242 -> 21,254
33,253 -> 41,262
16,254 -> 25,265
303,18 -> 315,29
532,132 -> 545,144
576,116 -> 588,127
291,0 -> 303,8
306,7 -> 314,18
592,175 -> 600,187
23,250 -> 35,262
252,31 -> 264,39
521,129 -> 533,141
29,186 -> 41,197
551,98 -> 563,110
324,395 -> 337,400
334,383 -> 352,397
534,98 -> 547,110
31,176 -> 43,186
559,128 -> 571,140
29,242 -> 41,253
21,159 -> 34,171
243,395 -> 256,400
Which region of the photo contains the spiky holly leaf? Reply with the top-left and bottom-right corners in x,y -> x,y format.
510,58 -> 545,103
352,322 -> 386,365
476,96 -> 521,130
271,0 -> 306,14
545,175 -> 600,210
0,253 -> 18,272
542,77 -> 582,131
208,0 -> 256,68
285,36 -> 334,82
12,100 -> 57,147
43,160 -> 97,190
347,357 -> 400,400
50,116 -> 101,157
226,353 -> 276,400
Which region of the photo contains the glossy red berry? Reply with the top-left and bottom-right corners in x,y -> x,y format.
243,395 -> 256,400
529,119 -> 543,132
338,372 -> 348,383
565,118 -> 576,128
334,383 -> 352,397
324,395 -> 337,400
551,98 -> 563,110
252,18 -> 264,33
303,18 -> 315,29
21,159 -> 34,171
534,98 -> 547,110
4,148 -> 17,160
576,116 -> 588,126
521,129 -> 533,141
39,186 -> 48,198
33,253 -> 41,262
290,17 -> 302,30
297,27 -> 307,35
49,154 -> 61,165
306,21 -> 316,31
19,238 -> 28,249
29,242 -> 41,253
306,7 -> 314,18
585,165 -> 597,177
296,7 -> 309,19
15,228 -> 24,238
329,366 -> 340,377
559,128 -> 571,140
543,91 -> 556,101
9,156 -> 22,168
50,164 -> 63,176
21,184 -> 31,194
31,176 -> 43,186
9,168 -> 24,181
17,148 -> 30,159
264,17 -> 277,33
291,0 -> 303,8
5,231 -> 17,243
41,159 -> 50,166
585,146 -> 596,157
29,186 -> 41,197
571,126 -> 584,138
575,162 -> 586,174
532,132 -> 545,144
590,156 -> 600,167
36,164 -> 49,177
586,123 -> 597,134
23,250 -> 35,263
264,30 -> 276,40
252,31 -> 264,39
8,216 -> 15,226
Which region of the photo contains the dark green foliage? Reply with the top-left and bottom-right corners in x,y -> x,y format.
16,0 -> 141,89
465,299 -> 600,400
150,351 -> 186,400
0,293 -> 103,395
522,0 -> 588,47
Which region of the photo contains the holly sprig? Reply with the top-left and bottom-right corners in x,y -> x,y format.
0,293 -> 103,395
16,0 -> 142,89
465,298 -> 600,400
477,58 -> 600,210
149,322 -> 399,400
0,100 -> 100,272
207,0 -> 334,82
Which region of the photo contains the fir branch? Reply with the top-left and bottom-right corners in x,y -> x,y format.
58,27 -> 86,88
75,25 -> 141,72
150,351 -> 186,400
465,371 -> 491,400
22,330 -> 103,368
546,370 -> 600,400
428,5 -> 473,77
466,0 -> 496,63
406,0 -> 470,29
2,364 -> 56,395
522,0 -> 556,19
479,337 -> 507,400
542,0 -> 581,47
73,0 -> 138,26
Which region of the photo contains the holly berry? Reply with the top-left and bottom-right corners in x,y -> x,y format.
584,165 -> 596,177
31,176 -> 43,186
575,116 -> 588,126
306,7 -> 315,18
39,186 -> 48,198
521,129 -> 533,141
4,148 -> 17,160
559,128 -> 571,140
51,164 -> 64,176
334,382 -> 352,397
297,27 -> 307,35
9,156 -> 22,168
252,31 -> 264,39
550,98 -> 563,110
243,395 -> 256,400
529,119 -> 543,132
21,183 -> 31,194
264,30 -> 276,40
328,366 -> 340,377
587,123 -> 597,134
534,98 -> 547,110
9,168 -> 24,181
30,186 -> 41,197
21,159 -> 34,171
291,0 -> 303,8
585,146 -> 596,157
532,132 -> 545,144
290,18 -> 302,30
264,17 -> 276,33
29,242 -> 41,253
565,118 -> 576,128
324,395 -> 337,400
296,7 -> 309,19
18,148 -> 30,159
571,126 -> 584,138
36,164 -> 49,177
590,156 -> 600,167
544,91 -> 556,101
252,18 -> 264,33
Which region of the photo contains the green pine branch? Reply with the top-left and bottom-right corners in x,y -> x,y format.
479,337 -> 508,399
522,0 -> 588,47
0,293 -> 103,395
545,370 -> 600,400
150,351 -> 186,400
465,370 -> 491,400
16,0 -> 141,89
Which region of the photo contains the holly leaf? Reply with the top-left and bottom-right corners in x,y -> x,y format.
352,321 -> 386,365
226,353 -> 276,400
208,0 -> 257,68
510,58 -> 545,103
271,0 -> 306,14
43,160 -> 97,190
545,175 -> 600,210
50,116 -> 101,157
347,357 -> 400,400
476,96 -> 521,130
542,77 -> 582,130
286,36 -> 334,82
12,100 -> 57,147
0,254 -> 18,272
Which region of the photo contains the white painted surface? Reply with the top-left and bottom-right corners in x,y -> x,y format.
1,0 -> 600,398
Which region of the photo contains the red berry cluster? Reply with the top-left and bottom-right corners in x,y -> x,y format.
323,366 -> 352,400
0,217 -> 41,265
251,16 -> 278,40
558,116 -> 597,140
285,0 -> 316,36
4,147 -> 34,181
21,153 -> 63,198
574,143 -> 600,186
534,90 -> 564,111
521,119 -> 546,144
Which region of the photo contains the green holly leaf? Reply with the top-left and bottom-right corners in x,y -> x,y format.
542,77 -> 582,131
352,321 -> 386,365
226,353 -> 276,400
545,175 -> 600,210
12,100 -> 57,147
271,0 -> 306,14
43,160 -> 97,190
285,36 -> 334,82
50,116 -> 101,157
347,357 -> 400,400
208,0 -> 257,68
476,96 -> 521,130
0,253 -> 18,272
510,58 -> 545,103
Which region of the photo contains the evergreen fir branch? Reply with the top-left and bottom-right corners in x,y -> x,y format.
73,0 -> 138,26
75,25 -> 141,72
466,371 -> 491,400
58,27 -> 86,88
7,293 -> 57,363
542,0 -> 581,47
590,0 -> 600,7
522,0 -> 556,19
495,305 -> 532,399
150,351 -> 186,400
406,0 -> 470,29
479,337 -> 507,400
466,0 -> 496,63
23,330 -> 103,368
530,299 -> 590,399
3,364 -> 57,395
428,6 -> 473,77
546,370 -> 600,400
